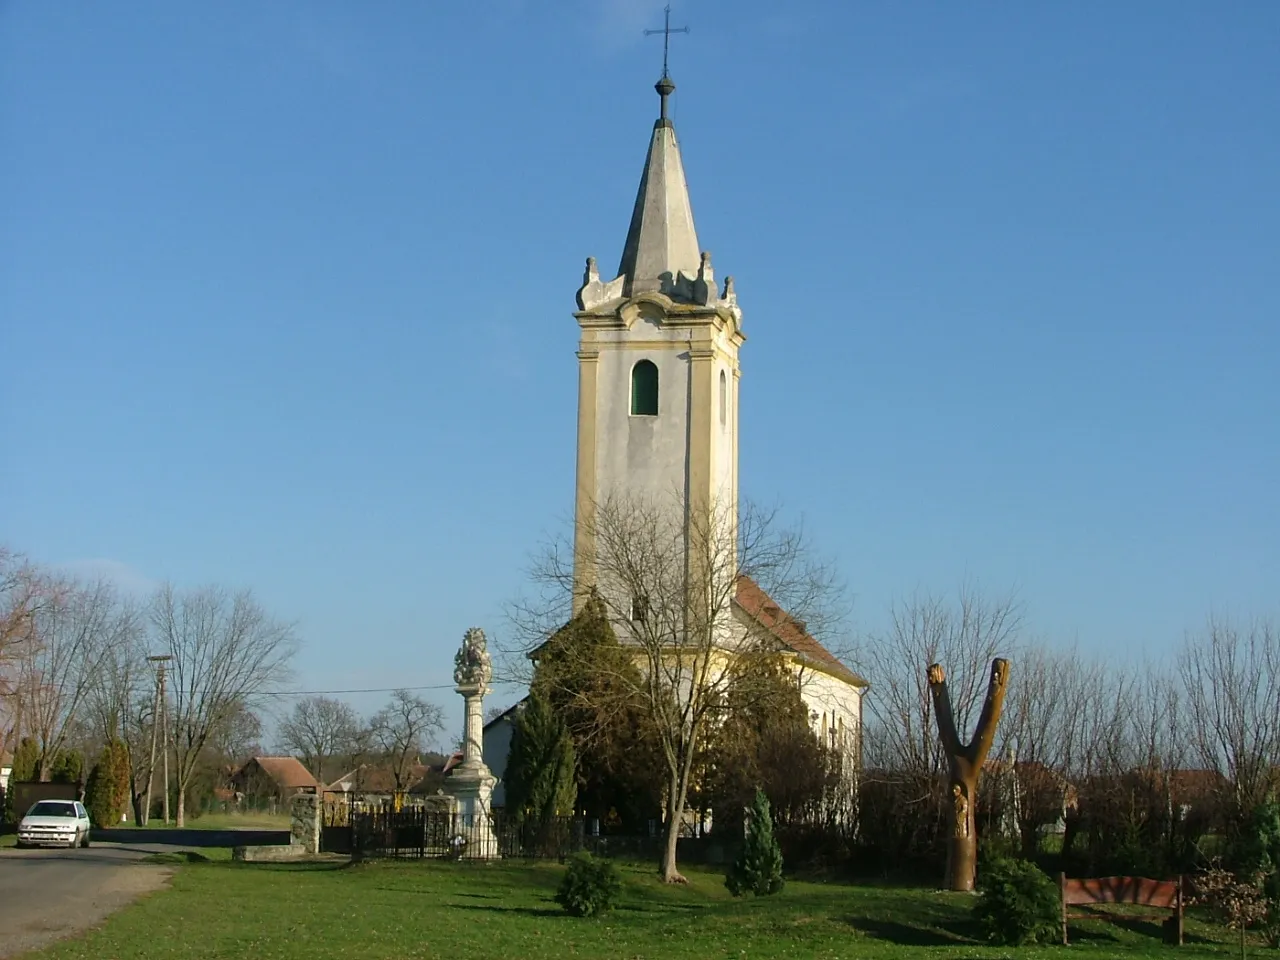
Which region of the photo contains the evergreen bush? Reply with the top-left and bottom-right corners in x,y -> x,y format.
3,737 -> 39,822
726,788 -> 785,897
50,749 -> 84,784
973,856 -> 1061,945
1242,802 -> 1280,947
85,740 -> 131,826
555,852 -> 622,917
503,689 -> 577,829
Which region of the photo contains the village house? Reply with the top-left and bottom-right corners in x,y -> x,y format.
231,756 -> 319,812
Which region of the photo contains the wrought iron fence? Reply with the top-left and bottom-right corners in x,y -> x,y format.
319,792 -> 606,860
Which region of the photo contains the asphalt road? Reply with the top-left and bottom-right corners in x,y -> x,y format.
0,843 -> 173,958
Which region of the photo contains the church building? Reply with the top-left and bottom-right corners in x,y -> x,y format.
484,69 -> 866,809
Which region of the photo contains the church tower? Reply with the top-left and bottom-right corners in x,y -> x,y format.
571,72 -> 744,611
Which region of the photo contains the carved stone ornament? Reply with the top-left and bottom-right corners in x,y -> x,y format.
453,627 -> 492,688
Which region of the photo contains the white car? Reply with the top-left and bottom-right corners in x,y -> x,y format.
16,799 -> 92,849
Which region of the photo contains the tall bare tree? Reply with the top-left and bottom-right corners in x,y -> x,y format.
515,492 -> 845,883
1,547 -> 49,747
19,576 -> 126,779
369,689 -> 444,793
1179,615 -> 1280,821
278,695 -> 361,783
853,586 -> 1022,865
997,643 -> 1096,854
149,583 -> 297,826
83,598 -> 147,743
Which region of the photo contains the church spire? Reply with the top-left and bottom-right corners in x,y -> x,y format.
615,74 -> 702,298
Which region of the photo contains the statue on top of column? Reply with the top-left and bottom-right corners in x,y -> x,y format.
453,627 -> 492,689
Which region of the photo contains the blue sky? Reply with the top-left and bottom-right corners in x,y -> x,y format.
3,1 -> 1277,741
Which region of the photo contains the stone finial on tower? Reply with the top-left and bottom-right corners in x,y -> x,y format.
577,255 -> 625,310
693,250 -> 715,305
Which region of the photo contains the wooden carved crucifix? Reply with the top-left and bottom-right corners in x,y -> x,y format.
928,657 -> 1011,892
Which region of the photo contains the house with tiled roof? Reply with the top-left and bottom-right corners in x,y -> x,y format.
231,756 -> 319,809
326,753 -> 455,801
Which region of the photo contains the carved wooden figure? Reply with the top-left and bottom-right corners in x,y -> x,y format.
928,657 -> 1010,892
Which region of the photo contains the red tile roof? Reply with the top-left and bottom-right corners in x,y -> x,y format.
734,576 -> 867,688
243,756 -> 319,791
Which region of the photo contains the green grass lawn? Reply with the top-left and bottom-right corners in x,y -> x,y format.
25,857 -> 1253,960
128,811 -> 291,831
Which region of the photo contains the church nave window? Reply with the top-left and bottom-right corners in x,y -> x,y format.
631,359 -> 659,416
631,594 -> 650,623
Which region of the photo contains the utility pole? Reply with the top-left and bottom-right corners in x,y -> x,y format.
144,654 -> 172,826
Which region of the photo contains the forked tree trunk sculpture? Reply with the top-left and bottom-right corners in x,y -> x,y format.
927,658 -> 1011,892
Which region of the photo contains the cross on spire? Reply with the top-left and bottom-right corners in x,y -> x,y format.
644,4 -> 689,122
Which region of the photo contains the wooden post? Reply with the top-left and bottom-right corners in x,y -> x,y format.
1060,872 -> 1069,946
1175,875 -> 1184,946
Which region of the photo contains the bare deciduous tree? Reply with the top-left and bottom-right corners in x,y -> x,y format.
515,492 -> 845,883
208,701 -> 264,767
0,547 -> 43,666
998,643 -> 1096,854
1,547 -> 49,746
84,598 -> 147,743
149,583 -> 298,826
81,598 -> 154,819
19,577 -> 126,779
369,689 -> 445,793
278,695 -> 361,783
1180,615 -> 1280,820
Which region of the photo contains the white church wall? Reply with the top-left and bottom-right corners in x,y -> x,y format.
482,710 -> 517,808
797,667 -> 864,753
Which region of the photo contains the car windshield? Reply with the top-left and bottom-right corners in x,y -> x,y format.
27,801 -> 77,818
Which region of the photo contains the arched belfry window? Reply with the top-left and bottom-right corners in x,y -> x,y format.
719,370 -> 727,426
631,360 -> 658,416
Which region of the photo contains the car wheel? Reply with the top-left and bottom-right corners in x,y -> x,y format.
81,832 -> 90,848
14,840 -> 27,850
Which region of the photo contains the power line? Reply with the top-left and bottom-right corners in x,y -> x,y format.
256,681 -> 520,698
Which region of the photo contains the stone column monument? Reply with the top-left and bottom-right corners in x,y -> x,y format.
442,627 -> 500,859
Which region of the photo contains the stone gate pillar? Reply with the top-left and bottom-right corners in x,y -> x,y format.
290,790 -> 321,855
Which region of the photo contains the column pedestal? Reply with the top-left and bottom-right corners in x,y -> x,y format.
442,680 -> 500,859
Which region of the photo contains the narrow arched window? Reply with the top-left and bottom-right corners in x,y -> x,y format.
719,370 -> 727,426
631,359 -> 658,416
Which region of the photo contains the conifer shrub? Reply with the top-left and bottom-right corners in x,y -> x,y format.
555,852 -> 622,917
503,690 -> 577,830
726,788 -> 785,897
85,740 -> 131,826
3,738 -> 39,822
973,856 -> 1061,945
